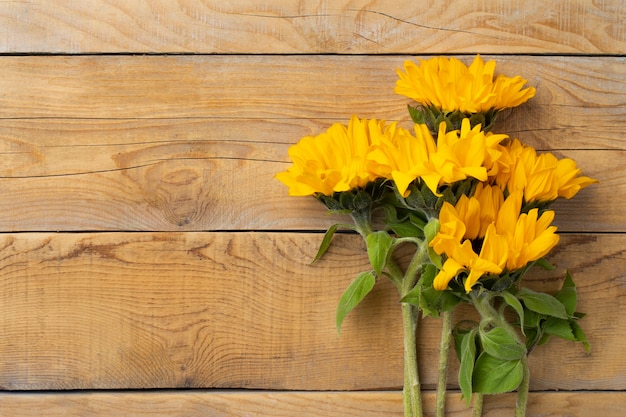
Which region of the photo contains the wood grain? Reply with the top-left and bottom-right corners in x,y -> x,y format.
0,0 -> 624,54
1,391 -> 624,417
0,232 -> 622,391
1,0 -> 623,412
0,55 -> 621,231
1,55 -> 624,122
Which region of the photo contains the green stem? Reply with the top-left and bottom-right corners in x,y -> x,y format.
470,291 -> 518,338
404,245 -> 428,286
399,241 -> 428,417
350,208 -> 374,238
472,393 -> 484,417
515,354 -> 530,417
436,310 -> 453,417
402,302 -> 423,417
351,207 -> 426,417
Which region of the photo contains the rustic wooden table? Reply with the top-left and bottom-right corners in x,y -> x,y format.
0,1 -> 624,415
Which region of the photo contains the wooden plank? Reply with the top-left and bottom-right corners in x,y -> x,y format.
0,391 -> 624,417
0,55 -> 622,232
0,232 -> 623,391
0,147 -> 614,232
0,1 -> 624,54
1,55 -> 624,122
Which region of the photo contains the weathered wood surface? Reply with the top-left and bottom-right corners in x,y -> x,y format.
1,391 -> 624,417
0,0 -> 624,54
0,55 -> 621,232
0,0 -> 624,413
0,232 -> 622,391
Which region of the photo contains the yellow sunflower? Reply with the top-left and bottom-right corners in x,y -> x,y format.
275,116 -> 407,196
374,119 -> 508,197
395,55 -> 536,113
496,139 -> 598,203
430,186 -> 560,292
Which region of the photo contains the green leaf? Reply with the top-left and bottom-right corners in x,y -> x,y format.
537,332 -> 551,346
427,247 -> 443,269
543,317 -> 576,341
524,328 -> 540,351
523,309 -> 545,328
439,290 -> 462,312
472,353 -> 524,394
554,271 -> 577,317
312,224 -> 339,263
336,271 -> 376,333
366,231 -> 394,276
479,327 -> 526,361
389,213 -> 427,238
423,218 -> 440,242
500,291 -> 525,332
533,257 -> 555,270
421,263 -> 437,285
459,328 -> 478,404
400,284 -> 422,309
407,264 -> 440,317
409,213 -> 428,231
570,320 -> 591,352
518,288 -> 568,319
389,222 -> 421,237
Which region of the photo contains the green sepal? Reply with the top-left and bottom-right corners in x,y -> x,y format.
408,105 -> 426,124
336,271 -> 376,333
490,273 -> 515,292
339,192 -> 355,211
366,231 -> 394,276
472,353 -> 523,394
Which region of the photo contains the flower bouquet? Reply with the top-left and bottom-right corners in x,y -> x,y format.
275,55 -> 596,417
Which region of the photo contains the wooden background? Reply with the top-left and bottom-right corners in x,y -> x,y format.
0,1 -> 624,416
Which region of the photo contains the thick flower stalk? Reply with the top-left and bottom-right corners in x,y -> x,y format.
276,115 -> 427,417
276,55 -> 596,417
427,145 -> 594,416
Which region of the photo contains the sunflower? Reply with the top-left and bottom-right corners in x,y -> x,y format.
275,116 -> 407,196
395,55 -> 536,113
372,118 -> 508,197
496,139 -> 598,203
430,187 -> 560,292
